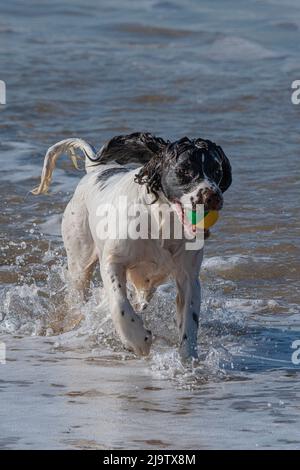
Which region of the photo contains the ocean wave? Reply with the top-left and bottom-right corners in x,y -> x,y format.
205,36 -> 278,61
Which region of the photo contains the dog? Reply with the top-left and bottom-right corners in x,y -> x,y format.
32,132 -> 232,359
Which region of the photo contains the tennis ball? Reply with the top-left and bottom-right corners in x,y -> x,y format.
186,209 -> 219,230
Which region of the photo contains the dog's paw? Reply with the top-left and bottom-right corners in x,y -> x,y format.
118,312 -> 152,356
131,329 -> 152,357
179,335 -> 198,362
126,329 -> 152,357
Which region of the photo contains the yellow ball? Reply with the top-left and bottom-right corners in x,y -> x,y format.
186,210 -> 219,230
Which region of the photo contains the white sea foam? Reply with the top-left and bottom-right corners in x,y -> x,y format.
206,36 -> 278,61
0,243 -> 298,396
0,250 -> 295,340
202,254 -> 249,270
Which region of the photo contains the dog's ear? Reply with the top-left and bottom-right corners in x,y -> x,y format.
217,145 -> 232,193
134,151 -> 165,202
135,138 -> 191,201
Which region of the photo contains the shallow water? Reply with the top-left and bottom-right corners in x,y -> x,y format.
0,0 -> 300,449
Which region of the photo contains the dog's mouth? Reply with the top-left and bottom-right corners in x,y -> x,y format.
172,200 -> 198,238
172,199 -> 220,239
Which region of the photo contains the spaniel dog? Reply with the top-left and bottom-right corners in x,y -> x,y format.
32,132 -> 232,359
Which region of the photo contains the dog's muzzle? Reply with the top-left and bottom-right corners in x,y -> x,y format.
197,187 -> 223,211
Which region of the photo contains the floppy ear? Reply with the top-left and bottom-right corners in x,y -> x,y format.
134,139 -> 184,201
217,145 -> 232,193
134,151 -> 165,202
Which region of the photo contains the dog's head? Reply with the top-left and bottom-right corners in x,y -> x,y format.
135,136 -> 232,231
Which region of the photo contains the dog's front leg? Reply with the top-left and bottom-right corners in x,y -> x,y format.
175,272 -> 201,361
101,260 -> 152,356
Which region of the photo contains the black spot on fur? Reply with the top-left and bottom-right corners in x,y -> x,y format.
144,336 -> 149,341
118,283 -> 122,288
183,334 -> 187,340
192,312 -> 199,327
121,311 -> 125,316
131,318 -> 135,322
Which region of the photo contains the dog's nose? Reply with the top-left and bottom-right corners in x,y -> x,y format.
201,189 -> 223,210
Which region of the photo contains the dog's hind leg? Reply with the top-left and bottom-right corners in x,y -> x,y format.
62,195 -> 98,302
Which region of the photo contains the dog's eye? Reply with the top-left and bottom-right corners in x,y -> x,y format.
215,168 -> 222,180
176,168 -> 195,182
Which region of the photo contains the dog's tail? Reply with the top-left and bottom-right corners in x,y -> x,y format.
31,138 -> 98,195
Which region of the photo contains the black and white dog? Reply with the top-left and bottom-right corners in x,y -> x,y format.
33,132 -> 232,359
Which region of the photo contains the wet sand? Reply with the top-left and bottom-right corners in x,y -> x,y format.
1,333 -> 299,450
